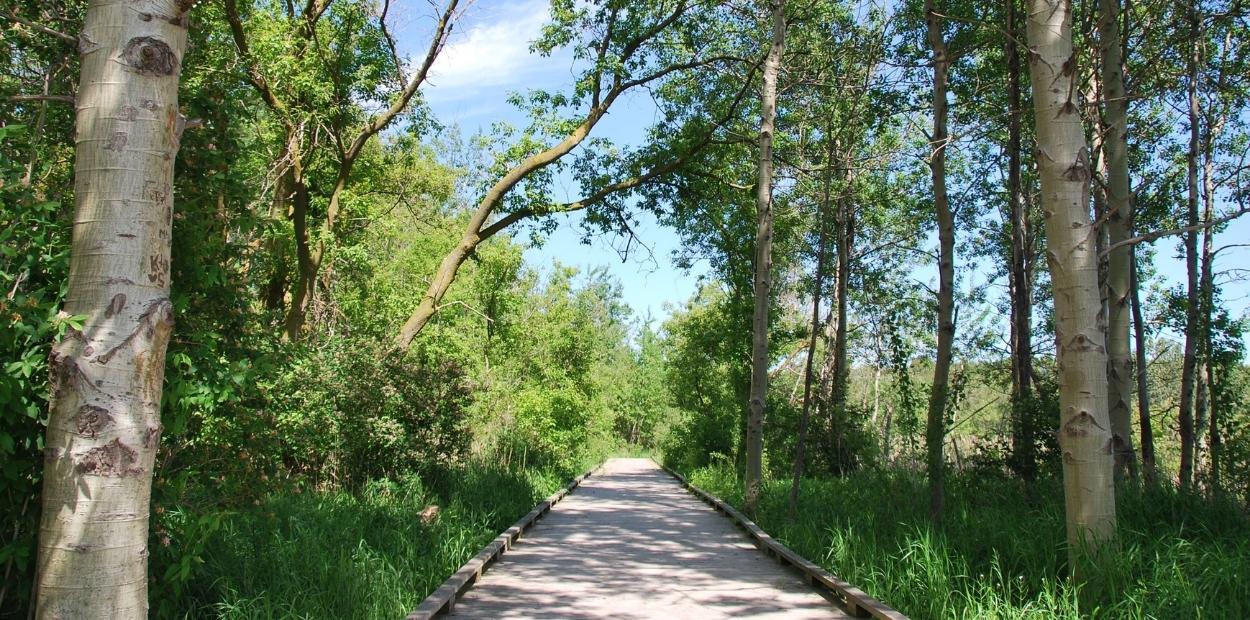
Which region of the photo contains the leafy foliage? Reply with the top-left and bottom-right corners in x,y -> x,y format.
687,462 -> 1250,619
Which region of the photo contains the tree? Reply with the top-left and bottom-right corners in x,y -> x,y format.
393,0 -> 746,347
1025,0 -> 1116,553
1178,0 -> 1202,488
922,0 -> 955,523
1097,0 -> 1138,480
33,0 -> 191,615
745,0 -> 786,515
1130,256 -> 1157,484
789,127 -> 833,516
1004,0 -> 1040,481
222,0 -> 459,340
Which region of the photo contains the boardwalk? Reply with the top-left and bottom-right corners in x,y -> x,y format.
447,458 -> 853,619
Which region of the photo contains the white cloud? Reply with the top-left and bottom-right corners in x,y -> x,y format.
426,0 -> 558,99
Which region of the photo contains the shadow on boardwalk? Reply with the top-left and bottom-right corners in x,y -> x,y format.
448,458 -> 852,619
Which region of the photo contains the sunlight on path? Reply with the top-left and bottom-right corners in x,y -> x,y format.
448,458 -> 851,619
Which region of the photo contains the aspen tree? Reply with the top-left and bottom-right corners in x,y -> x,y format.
923,0 -> 955,523
789,134 -> 832,517
1024,0 -> 1116,550
34,0 -> 192,616
1097,0 -> 1138,479
745,0 -> 786,514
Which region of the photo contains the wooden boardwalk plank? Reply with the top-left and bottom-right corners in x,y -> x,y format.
439,458 -> 871,619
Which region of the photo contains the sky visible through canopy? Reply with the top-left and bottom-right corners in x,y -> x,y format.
407,0 -> 1249,341
417,0 -> 705,326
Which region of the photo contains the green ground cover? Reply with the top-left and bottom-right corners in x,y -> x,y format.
161,463 -> 588,619
685,464 -> 1250,620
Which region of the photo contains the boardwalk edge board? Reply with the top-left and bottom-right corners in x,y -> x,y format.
658,462 -> 910,620
404,463 -> 604,620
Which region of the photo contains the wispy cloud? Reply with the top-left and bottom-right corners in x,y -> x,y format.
426,0 -> 560,100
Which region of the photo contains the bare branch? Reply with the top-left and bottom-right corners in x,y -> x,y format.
7,94 -> 74,105
2,10 -> 76,43
343,0 -> 460,163
1103,205 -> 1250,257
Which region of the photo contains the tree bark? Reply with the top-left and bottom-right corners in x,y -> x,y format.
1005,0 -> 1038,481
789,135 -> 833,517
1098,0 -> 1138,480
1205,323 -> 1220,493
34,1 -> 190,616
1130,253 -> 1156,485
1178,1 -> 1201,488
814,155 -> 853,475
745,0 -> 786,515
1197,111 -> 1220,487
831,172 -> 853,427
924,0 -> 954,524
1025,0 -> 1116,552
283,168 -> 314,340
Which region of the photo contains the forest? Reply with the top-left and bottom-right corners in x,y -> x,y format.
2,0 -> 1250,617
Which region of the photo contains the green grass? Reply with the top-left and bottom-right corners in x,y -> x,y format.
686,464 -> 1250,620
162,464 -> 582,619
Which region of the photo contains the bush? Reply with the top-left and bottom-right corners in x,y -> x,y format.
0,124 -> 72,616
158,462 -> 571,619
689,466 -> 1250,619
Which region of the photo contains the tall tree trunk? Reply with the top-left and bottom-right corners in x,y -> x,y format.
924,0 -> 954,524
1197,118 -> 1219,488
789,139 -> 833,517
1178,2 -> 1201,488
283,172 -> 314,340
1206,325 -> 1221,493
872,351 -> 883,428
831,172 -> 853,424
1025,0 -> 1116,553
263,167 -> 292,312
1006,0 -> 1038,481
1195,235 -> 1215,492
745,0 -> 786,515
1098,0 -> 1138,480
1130,253 -> 1157,485
34,2 -> 190,616
814,158 -> 853,475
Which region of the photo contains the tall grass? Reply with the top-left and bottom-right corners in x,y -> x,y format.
163,464 -> 579,619
687,464 -> 1250,619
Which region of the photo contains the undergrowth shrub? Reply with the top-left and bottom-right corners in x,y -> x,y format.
158,462 -> 573,619
170,338 -> 471,495
685,464 -> 1250,619
0,124 -> 72,616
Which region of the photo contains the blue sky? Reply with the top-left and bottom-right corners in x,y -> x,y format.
415,0 -> 706,326
406,0 -> 1249,341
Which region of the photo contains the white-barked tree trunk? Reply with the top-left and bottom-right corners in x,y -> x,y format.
34,0 -> 190,616
1024,0 -> 1116,553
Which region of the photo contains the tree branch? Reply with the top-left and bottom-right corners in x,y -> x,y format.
478,60 -> 757,242
223,0 -> 287,114
1103,204 -> 1250,257
2,10 -> 76,43
7,94 -> 74,105
343,0 -> 459,163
